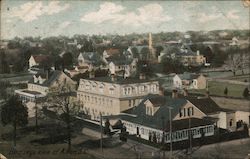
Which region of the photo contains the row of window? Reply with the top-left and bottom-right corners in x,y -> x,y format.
123,84 -> 158,95
179,107 -> 194,117
78,93 -> 113,106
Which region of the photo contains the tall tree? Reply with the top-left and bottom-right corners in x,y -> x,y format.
243,87 -> 249,98
224,54 -> 241,76
45,81 -> 79,152
224,87 -> 228,97
1,95 -> 28,146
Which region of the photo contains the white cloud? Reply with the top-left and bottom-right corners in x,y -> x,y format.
8,1 -> 70,22
59,21 -> 71,29
81,2 -> 172,26
197,13 -> 222,23
226,10 -> 239,19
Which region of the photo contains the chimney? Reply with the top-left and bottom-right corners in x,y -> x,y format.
205,90 -> 210,98
111,74 -> 116,82
183,88 -> 188,97
172,89 -> 178,98
197,50 -> 200,56
46,69 -> 50,80
89,71 -> 95,79
159,87 -> 164,96
139,73 -> 146,80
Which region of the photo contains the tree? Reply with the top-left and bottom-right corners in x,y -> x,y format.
243,87 -> 249,98
45,81 -> 79,152
62,52 -> 73,69
224,87 -> 228,97
104,119 -> 111,135
1,95 -> 28,146
224,53 -> 241,76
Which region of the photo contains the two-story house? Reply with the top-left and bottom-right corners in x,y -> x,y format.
173,73 -> 206,89
114,93 -> 249,143
15,70 -> 76,103
77,74 -> 159,121
29,55 -> 51,69
77,52 -> 102,71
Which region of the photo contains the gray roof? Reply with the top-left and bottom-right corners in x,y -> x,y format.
82,76 -> 157,85
107,55 -> 133,65
80,52 -> 102,65
121,94 -> 187,129
29,70 -> 63,87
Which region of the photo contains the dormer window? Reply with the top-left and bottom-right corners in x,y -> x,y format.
146,106 -> 153,116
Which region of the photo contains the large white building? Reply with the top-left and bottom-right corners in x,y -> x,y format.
77,74 -> 159,120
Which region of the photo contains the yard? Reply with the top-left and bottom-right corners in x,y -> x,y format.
190,81 -> 248,98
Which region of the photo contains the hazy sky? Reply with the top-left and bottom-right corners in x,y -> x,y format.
1,0 -> 249,39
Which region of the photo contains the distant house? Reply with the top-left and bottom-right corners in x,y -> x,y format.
77,52 -> 102,71
173,73 -> 206,89
158,44 -> 206,66
15,70 -> 76,103
29,55 -> 51,69
103,48 -> 121,60
108,56 -> 137,77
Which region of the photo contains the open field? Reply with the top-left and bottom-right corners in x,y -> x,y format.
190,81 -> 248,98
223,74 -> 250,82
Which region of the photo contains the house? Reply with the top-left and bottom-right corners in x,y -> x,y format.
103,48 -> 121,60
77,52 -> 102,71
115,94 -> 216,143
110,93 -> 249,143
15,70 -> 77,117
29,55 -> 51,69
158,44 -> 206,66
77,74 -> 159,121
108,56 -> 138,77
173,73 -> 206,89
15,70 -> 76,103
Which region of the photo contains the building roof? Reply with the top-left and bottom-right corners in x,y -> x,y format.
107,55 -> 134,65
104,48 -> 121,56
29,70 -> 64,87
79,52 -> 101,65
81,76 -> 157,85
186,97 -> 233,114
121,94 -> 187,129
32,55 -> 50,63
177,73 -> 203,80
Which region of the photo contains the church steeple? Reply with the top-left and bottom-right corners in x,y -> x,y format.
148,32 -> 152,49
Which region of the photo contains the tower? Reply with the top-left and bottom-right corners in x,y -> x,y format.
148,33 -> 155,59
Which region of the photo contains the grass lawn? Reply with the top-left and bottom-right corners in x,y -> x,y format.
223,74 -> 250,82
190,81 -> 248,98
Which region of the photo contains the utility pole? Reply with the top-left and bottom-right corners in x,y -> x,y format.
168,106 -> 173,159
100,112 -> 103,153
189,116 -> 192,158
35,96 -> 38,134
161,116 -> 165,159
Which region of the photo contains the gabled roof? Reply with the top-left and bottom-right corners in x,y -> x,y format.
29,70 -> 69,87
108,55 -> 134,65
121,94 -> 187,129
79,52 -> 101,65
104,48 -> 121,56
32,55 -> 50,63
186,97 -> 233,114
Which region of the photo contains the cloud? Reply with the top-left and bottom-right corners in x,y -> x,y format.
81,2 -> 172,26
226,10 -> 239,19
59,21 -> 71,29
197,13 -> 222,23
8,1 -> 70,22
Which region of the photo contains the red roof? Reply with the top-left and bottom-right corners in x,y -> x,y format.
32,55 -> 50,63
105,48 -> 120,56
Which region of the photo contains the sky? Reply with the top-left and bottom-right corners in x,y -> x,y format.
1,0 -> 249,39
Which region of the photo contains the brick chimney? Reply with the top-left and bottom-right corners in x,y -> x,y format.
111,74 -> 117,82
139,73 -> 146,80
205,90 -> 210,98
159,87 -> 164,96
172,89 -> 178,98
89,71 -> 95,79
183,88 -> 188,97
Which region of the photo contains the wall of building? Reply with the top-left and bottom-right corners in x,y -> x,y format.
123,120 -> 214,143
173,102 -> 206,120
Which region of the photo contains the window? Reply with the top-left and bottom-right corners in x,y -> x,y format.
109,87 -> 114,95
183,108 -> 186,117
99,85 -> 104,93
229,119 -> 233,127
179,109 -> 183,117
129,100 -> 132,107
